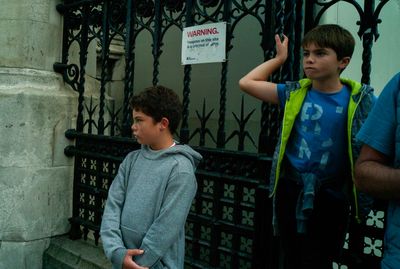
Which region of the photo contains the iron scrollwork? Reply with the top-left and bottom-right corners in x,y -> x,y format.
137,0 -> 155,17
200,0 -> 220,8
57,1 -> 390,268
53,62 -> 81,92
162,0 -> 185,12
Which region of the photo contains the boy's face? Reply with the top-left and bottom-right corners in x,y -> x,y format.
131,109 -> 163,148
302,43 -> 350,81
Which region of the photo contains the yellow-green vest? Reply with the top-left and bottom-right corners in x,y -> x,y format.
269,78 -> 375,222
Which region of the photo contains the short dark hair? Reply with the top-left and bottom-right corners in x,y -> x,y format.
129,85 -> 182,134
302,24 -> 355,60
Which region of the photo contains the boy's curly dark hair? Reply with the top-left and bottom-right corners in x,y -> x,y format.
302,24 -> 355,60
129,85 -> 182,134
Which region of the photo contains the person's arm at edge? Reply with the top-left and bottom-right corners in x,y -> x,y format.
238,34 -> 288,104
355,144 -> 400,200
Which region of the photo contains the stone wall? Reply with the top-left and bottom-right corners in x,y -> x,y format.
0,1 -> 77,268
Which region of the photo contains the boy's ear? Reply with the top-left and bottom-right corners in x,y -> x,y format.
159,117 -> 170,130
339,56 -> 351,69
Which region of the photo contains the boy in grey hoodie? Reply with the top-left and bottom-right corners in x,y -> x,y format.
100,85 -> 202,269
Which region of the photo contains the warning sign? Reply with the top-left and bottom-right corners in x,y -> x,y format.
181,22 -> 226,65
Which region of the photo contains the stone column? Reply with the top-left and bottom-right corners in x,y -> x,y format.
0,1 -> 76,268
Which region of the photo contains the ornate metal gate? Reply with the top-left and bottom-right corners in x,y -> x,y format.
56,0 -> 392,268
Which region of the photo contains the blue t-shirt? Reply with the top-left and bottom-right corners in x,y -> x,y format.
356,73 -> 400,159
277,84 -> 350,177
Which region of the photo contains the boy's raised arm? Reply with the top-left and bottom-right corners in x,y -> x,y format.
239,34 -> 288,105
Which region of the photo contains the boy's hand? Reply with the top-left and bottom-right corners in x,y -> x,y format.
275,34 -> 288,63
122,249 -> 149,269
238,33 -> 289,104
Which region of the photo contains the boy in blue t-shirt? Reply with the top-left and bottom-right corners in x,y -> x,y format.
239,24 -> 375,269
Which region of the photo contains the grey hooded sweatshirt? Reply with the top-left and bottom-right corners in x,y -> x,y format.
100,144 -> 202,269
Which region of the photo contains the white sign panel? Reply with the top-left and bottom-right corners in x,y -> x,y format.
181,22 -> 226,65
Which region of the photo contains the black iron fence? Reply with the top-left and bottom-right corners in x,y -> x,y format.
56,0 -> 392,268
